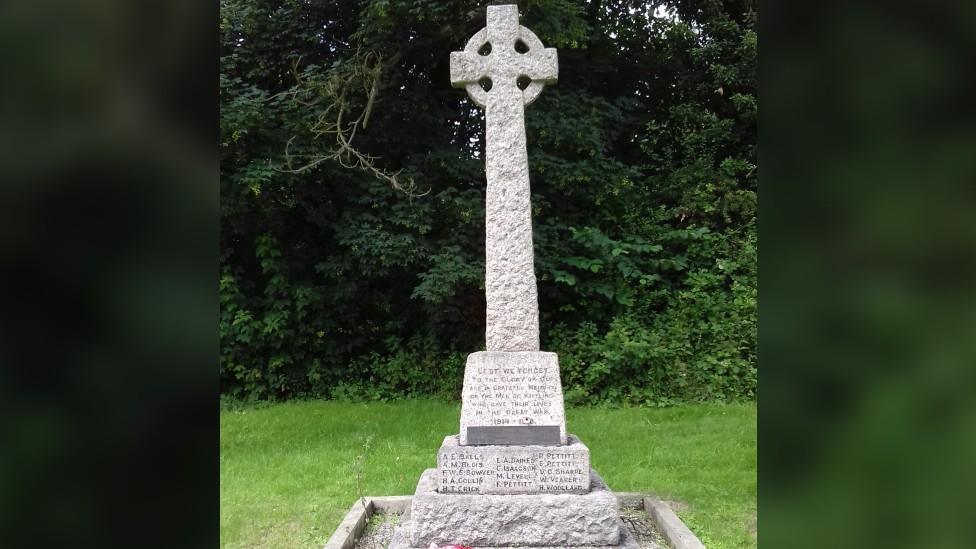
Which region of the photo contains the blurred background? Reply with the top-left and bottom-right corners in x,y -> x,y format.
761,1 -> 976,548
0,0 -> 217,547
0,0 -> 973,548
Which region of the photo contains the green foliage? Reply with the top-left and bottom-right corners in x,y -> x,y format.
551,223 -> 756,406
220,0 -> 757,403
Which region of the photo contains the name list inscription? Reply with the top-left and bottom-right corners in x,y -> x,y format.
438,447 -> 589,495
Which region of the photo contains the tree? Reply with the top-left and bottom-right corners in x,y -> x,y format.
220,0 -> 756,404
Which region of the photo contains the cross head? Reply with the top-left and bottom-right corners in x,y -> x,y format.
450,4 -> 558,108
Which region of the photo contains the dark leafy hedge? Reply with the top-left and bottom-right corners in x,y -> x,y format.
220,0 -> 756,405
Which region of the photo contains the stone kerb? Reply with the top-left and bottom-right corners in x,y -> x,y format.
437,434 -> 591,495
459,351 -> 567,445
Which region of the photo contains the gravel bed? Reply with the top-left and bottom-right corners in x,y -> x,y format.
620,508 -> 668,549
353,510 -> 666,549
355,513 -> 401,549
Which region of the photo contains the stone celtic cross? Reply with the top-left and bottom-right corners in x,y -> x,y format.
450,4 -> 557,352
385,7 -> 624,540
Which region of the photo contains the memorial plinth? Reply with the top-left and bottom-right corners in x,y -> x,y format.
460,352 -> 567,445
389,5 -> 631,548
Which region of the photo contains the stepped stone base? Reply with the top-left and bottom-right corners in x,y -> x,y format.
404,468 -> 619,547
438,434 -> 591,495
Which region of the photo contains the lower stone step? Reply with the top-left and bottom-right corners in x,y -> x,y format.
403,468 -> 621,547
388,518 -> 639,549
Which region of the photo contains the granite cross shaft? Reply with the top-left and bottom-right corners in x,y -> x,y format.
450,4 -> 558,352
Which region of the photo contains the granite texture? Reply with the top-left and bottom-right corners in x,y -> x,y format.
449,4 -> 558,352
388,520 -> 640,549
407,468 -> 620,547
459,351 -> 567,445
449,5 -> 557,109
438,434 -> 591,495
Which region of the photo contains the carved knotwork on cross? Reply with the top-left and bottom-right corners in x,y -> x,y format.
449,5 -> 558,352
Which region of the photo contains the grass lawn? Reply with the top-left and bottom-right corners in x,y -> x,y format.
220,400 -> 756,549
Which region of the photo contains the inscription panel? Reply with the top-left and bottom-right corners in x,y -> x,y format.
459,351 -> 567,445
437,435 -> 590,495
